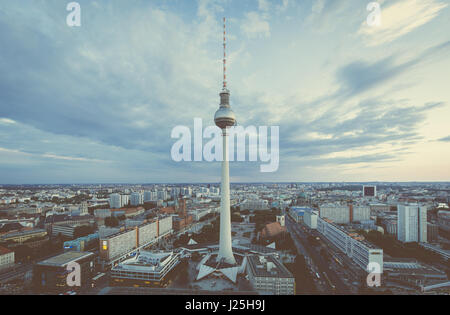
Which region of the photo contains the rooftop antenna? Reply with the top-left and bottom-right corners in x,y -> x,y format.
223,17 -> 227,90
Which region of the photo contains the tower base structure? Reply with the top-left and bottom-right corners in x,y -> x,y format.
196,251 -> 247,283
216,128 -> 236,265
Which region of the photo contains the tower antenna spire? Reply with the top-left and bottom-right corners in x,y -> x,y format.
223,17 -> 227,90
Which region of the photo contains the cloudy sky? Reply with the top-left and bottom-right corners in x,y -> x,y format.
0,0 -> 449,184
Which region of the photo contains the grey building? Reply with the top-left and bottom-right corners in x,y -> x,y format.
246,255 -> 295,295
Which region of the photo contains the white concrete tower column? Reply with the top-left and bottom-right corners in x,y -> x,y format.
217,128 -> 236,264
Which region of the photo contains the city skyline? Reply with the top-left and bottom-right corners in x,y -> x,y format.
1,0 -> 450,184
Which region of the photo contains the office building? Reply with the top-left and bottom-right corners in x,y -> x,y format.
303,208 -> 319,229
427,223 -> 439,243
130,192 -> 143,206
79,202 -> 89,216
51,224 -> 79,238
33,251 -> 95,293
99,216 -> 173,267
0,228 -> 47,244
397,204 -> 427,243
157,190 -> 168,201
111,251 -> 180,287
246,255 -> 295,295
317,217 -> 383,273
370,203 -> 390,213
121,195 -> 130,207
289,207 -> 305,223
241,199 -> 269,211
0,246 -> 15,270
319,204 -> 370,224
363,185 -> 377,197
94,208 -> 111,219
144,191 -> 157,202
109,193 -> 122,209
64,233 -> 99,252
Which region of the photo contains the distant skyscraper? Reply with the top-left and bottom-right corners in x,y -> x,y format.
121,195 -> 129,207
130,192 -> 143,206
363,185 -> 377,197
157,190 -> 168,201
143,191 -> 152,202
214,17 -> 236,265
144,191 -> 158,202
397,204 -> 427,243
109,193 -> 121,209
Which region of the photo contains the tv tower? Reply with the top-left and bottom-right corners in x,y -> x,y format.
214,17 -> 236,265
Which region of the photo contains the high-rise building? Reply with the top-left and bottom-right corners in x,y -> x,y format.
363,185 -> 377,197
121,195 -> 130,207
171,187 -> 181,198
144,191 -> 157,202
157,190 -> 168,201
181,187 -> 192,197
397,204 -> 427,243
319,204 -> 370,224
109,193 -> 121,209
303,208 -> 318,229
130,192 -> 143,206
143,191 -> 152,202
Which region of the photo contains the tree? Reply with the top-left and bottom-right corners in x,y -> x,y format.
285,254 -> 317,295
73,225 -> 95,239
14,245 -> 33,262
105,216 -> 120,227
231,213 -> 243,222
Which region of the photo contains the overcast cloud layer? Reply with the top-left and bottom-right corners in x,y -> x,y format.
0,0 -> 449,184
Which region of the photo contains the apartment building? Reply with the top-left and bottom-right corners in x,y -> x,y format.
99,216 -> 173,267
397,204 -> 427,243
317,217 -> 383,273
319,204 -> 370,224
246,255 -> 295,295
0,246 -> 15,270
303,208 -> 319,229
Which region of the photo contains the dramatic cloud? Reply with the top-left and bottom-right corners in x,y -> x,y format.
438,136 -> 450,142
241,11 -> 270,39
0,0 -> 449,183
359,0 -> 448,46
336,40 -> 450,97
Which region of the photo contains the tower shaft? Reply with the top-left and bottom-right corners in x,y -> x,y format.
217,128 -> 236,265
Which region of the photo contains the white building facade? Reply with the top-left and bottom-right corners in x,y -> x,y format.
397,204 -> 427,243
317,217 -> 383,273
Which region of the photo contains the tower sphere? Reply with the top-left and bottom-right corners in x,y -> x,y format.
215,89 -> 236,129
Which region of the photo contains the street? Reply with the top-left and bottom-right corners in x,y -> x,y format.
286,216 -> 351,294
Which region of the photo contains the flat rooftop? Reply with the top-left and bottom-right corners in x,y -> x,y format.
37,251 -> 94,267
247,255 -> 293,279
0,228 -> 46,238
